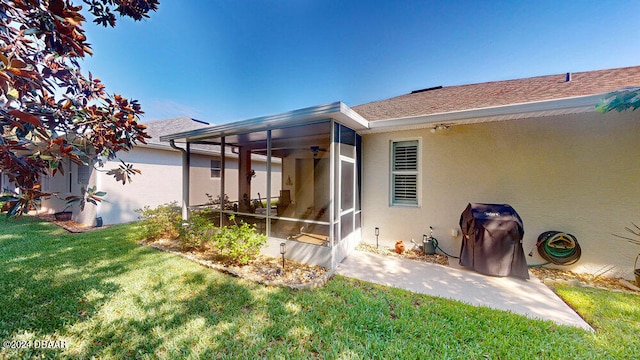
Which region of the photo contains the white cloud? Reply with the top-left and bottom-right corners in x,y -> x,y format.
141,99 -> 207,122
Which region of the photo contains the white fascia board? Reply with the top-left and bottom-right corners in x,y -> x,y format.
135,143 -> 282,164
136,143 -> 234,158
159,102 -> 369,143
336,102 -> 370,130
361,93 -> 606,134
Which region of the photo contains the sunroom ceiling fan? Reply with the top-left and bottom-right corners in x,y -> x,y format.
310,145 -> 328,157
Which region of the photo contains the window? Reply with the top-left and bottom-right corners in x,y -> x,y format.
77,164 -> 91,185
210,159 -> 221,178
40,172 -> 51,192
391,140 -> 419,206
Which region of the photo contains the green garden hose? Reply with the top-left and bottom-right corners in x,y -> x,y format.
534,231 -> 581,265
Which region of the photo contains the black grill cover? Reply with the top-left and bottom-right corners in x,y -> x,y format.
459,203 -> 529,279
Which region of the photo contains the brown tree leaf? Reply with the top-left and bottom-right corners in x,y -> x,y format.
8,109 -> 43,128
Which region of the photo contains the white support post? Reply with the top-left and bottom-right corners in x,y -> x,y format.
266,130 -> 272,236
329,120 -> 336,269
185,142 -> 190,221
220,137 -> 225,227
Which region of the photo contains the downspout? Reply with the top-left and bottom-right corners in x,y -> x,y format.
169,140 -> 189,221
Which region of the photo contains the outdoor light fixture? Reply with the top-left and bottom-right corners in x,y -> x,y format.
280,242 -> 287,270
430,124 -> 451,133
375,227 -> 380,249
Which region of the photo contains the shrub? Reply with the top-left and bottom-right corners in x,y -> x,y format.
179,209 -> 218,249
135,204 -> 266,264
205,193 -> 235,210
135,202 -> 182,240
211,215 -> 267,265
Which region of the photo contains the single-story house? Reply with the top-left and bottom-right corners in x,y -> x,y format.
0,171 -> 17,194
161,65 -> 640,279
38,117 -> 282,225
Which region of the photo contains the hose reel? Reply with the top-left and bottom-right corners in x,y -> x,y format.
535,231 -> 581,265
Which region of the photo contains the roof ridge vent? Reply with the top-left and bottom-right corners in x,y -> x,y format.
411,85 -> 443,94
192,118 -> 210,125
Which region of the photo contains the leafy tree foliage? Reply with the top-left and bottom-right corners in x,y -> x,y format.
596,88 -> 640,113
0,0 -> 159,216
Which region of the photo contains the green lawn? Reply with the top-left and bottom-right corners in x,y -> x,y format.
1,216 -> 638,359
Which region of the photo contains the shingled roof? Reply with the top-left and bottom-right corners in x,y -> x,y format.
142,117 -> 210,145
353,66 -> 640,121
141,117 -> 227,154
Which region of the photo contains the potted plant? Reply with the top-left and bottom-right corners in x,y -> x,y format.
614,222 -> 640,286
54,194 -> 82,221
53,206 -> 73,221
55,186 -> 107,222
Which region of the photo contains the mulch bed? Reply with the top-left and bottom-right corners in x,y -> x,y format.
34,213 -> 107,233
142,238 -> 331,290
31,214 -> 639,294
529,267 -> 640,295
355,243 -> 449,266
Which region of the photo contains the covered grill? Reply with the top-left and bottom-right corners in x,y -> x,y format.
459,203 -> 529,279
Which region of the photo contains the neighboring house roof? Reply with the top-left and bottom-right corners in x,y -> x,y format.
143,116 -> 210,145
146,116 -> 280,163
353,65 -> 640,121
141,117 -> 225,155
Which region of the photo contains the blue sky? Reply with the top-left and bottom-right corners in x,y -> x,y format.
81,0 -> 640,124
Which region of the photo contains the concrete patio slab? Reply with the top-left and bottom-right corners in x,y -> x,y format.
335,250 -> 593,331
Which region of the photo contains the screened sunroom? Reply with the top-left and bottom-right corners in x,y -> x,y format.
160,102 -> 368,268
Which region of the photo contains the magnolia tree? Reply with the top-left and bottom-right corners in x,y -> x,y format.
596,88 -> 640,113
0,0 -> 159,216
597,88 -> 640,257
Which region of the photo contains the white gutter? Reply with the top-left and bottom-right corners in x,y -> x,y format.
135,143 -> 281,164
159,92 -> 610,140
360,93 -> 606,134
139,142 -> 234,159
337,102 -> 370,130
159,102 -> 369,143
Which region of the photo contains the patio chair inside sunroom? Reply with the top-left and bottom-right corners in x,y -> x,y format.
159,102 -> 368,268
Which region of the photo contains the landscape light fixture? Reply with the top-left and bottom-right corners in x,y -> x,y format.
280,242 -> 287,270
375,227 -> 380,249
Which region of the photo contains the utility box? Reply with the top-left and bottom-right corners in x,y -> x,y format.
459,203 -> 529,279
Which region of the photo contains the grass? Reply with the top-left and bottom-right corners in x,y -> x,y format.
0,216 -> 638,359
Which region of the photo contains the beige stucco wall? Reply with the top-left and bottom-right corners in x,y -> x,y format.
40,146 -> 281,226
97,147 -> 281,225
39,160 -> 100,225
361,110 -> 640,279
97,147 -> 187,225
